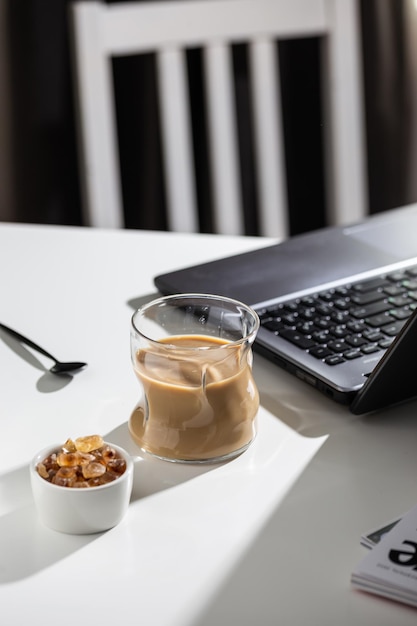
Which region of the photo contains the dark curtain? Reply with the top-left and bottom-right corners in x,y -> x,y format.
360,0 -> 417,213
4,0 -> 417,232
7,0 -> 82,226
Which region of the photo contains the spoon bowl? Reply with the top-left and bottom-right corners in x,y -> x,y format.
0,323 -> 87,375
49,361 -> 87,374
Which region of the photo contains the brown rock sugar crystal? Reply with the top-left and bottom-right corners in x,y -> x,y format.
36,435 -> 127,488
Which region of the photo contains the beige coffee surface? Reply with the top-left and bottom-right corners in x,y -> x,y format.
130,335 -> 259,461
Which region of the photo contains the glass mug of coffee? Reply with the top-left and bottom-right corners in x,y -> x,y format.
129,293 -> 260,463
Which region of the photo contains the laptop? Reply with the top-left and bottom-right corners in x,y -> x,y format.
154,204 -> 417,414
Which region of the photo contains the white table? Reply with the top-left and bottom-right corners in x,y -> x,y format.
0,223 -> 416,625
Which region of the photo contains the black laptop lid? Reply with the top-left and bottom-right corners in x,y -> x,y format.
155,205 -> 417,306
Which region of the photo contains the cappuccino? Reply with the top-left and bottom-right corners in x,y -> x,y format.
129,334 -> 259,461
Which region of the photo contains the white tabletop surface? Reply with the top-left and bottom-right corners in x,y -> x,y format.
0,222 -> 416,625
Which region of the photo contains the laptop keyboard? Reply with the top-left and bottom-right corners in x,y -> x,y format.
257,265 -> 417,366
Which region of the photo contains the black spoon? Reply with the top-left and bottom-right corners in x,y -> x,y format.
0,322 -> 87,374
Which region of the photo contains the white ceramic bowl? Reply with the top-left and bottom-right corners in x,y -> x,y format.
30,442 -> 134,534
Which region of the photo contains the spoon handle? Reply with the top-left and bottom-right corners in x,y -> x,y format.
0,323 -> 57,362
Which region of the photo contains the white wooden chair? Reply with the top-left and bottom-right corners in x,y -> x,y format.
69,0 -> 367,237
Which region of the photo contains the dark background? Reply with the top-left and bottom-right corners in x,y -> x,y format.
3,0 -> 417,235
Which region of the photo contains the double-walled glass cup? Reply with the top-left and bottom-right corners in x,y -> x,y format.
129,293 -> 260,463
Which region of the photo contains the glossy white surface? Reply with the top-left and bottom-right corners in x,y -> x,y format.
0,223 -> 416,625
30,442 -> 134,534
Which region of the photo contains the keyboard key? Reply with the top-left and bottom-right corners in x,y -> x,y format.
352,277 -> 389,292
301,296 -> 317,306
318,291 -> 335,302
315,303 -> 333,316
387,271 -> 408,282
361,343 -> 381,354
365,312 -> 397,327
389,307 -> 413,320
388,295 -> 412,307
309,346 -> 333,359
298,307 -> 316,320
333,298 -> 351,310
344,349 -> 362,359
264,305 -> 283,316
283,302 -> 299,312
351,290 -> 386,305
295,321 -> 317,334
279,329 -> 318,349
331,310 -> 350,323
330,324 -> 349,337
383,284 -> 406,296
315,317 -> 333,329
362,329 -> 385,342
350,300 -> 391,318
325,354 -> 345,365
345,335 -> 368,347
327,339 -> 347,352
346,320 -> 366,333
281,313 -> 298,325
261,319 -> 285,333
379,338 -> 395,349
311,330 -> 330,343
383,320 -> 407,336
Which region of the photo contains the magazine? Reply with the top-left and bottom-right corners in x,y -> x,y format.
352,503 -> 417,608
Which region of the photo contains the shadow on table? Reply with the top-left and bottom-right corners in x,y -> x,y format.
0,422 -> 225,583
0,465 -> 101,583
127,292 -> 159,312
0,331 -> 80,393
106,421 -> 226,502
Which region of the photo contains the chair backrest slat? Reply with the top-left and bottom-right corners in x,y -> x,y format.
71,2 -> 124,228
321,0 -> 367,225
99,0 -> 327,54
157,48 -> 199,233
250,38 -> 289,238
204,43 -> 244,236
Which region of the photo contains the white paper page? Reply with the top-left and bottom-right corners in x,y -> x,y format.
352,503 -> 417,606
